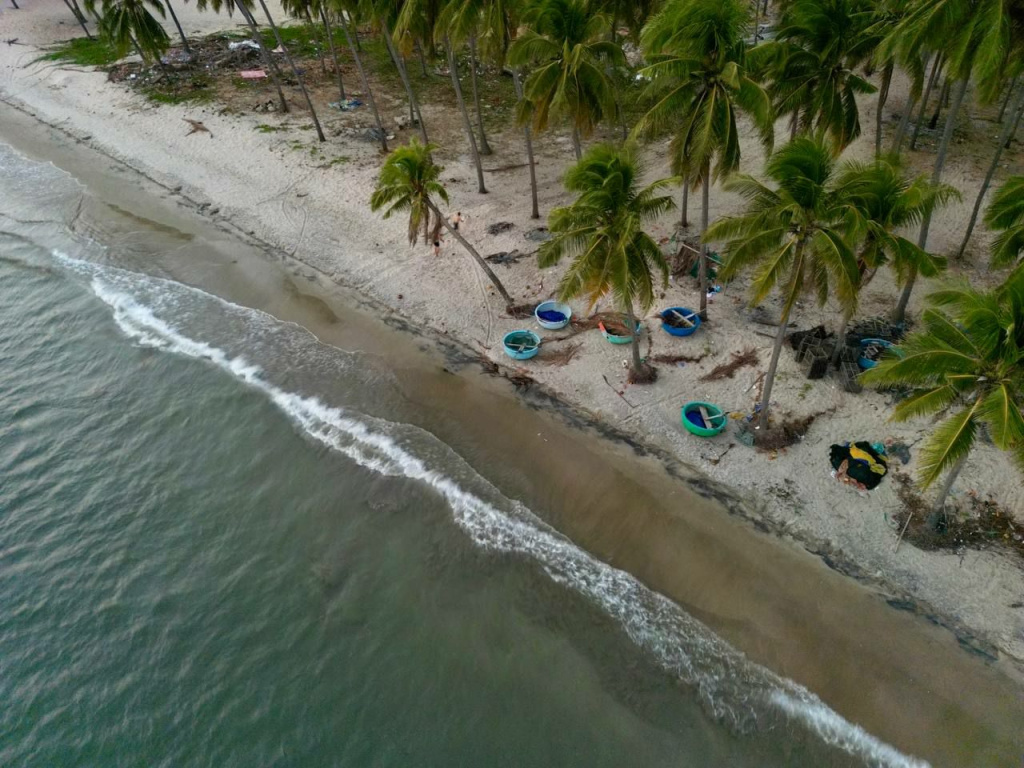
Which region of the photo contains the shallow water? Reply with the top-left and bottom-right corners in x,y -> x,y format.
0,115 -> 1020,768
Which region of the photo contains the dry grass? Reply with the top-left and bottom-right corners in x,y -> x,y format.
540,342 -> 582,366
700,347 -> 759,381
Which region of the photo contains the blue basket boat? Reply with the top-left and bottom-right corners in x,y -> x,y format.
503,330 -> 541,360
858,338 -> 896,370
660,307 -> 701,337
534,301 -> 572,330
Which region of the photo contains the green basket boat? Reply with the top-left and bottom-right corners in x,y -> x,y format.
681,401 -> 728,437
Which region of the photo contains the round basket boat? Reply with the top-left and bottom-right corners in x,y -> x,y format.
534,301 -> 572,330
599,319 -> 642,345
659,307 -> 701,337
681,401 -> 728,437
502,330 -> 541,360
858,338 -> 896,370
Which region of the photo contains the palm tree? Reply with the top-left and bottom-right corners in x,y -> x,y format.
538,143 -> 676,382
507,0 -> 625,160
704,137 -> 860,431
750,0 -> 877,150
365,0 -> 429,144
833,156 -> 958,362
88,0 -> 171,63
63,0 -> 95,39
370,140 -> 514,308
328,0 -> 388,151
635,0 -> 774,320
861,284 -> 1024,525
163,0 -> 192,54
984,176 -> 1024,284
881,0 -> 1021,323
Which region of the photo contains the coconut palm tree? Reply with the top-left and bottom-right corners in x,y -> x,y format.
327,0 -> 388,151
832,156 -> 958,362
370,140 -> 514,308
880,0 -> 1021,323
750,0 -> 877,150
364,0 -> 429,143
63,0 -> 95,39
635,0 -> 774,320
861,284 -> 1024,525
984,176 -> 1024,284
704,137 -> 860,431
507,0 -> 625,160
538,143 -> 676,382
88,0 -> 171,63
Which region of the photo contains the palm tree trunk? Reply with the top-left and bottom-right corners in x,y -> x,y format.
571,128 -> 582,160
910,56 -> 944,150
319,7 -> 345,101
892,52 -> 932,154
383,23 -> 428,144
680,180 -> 689,228
875,62 -> 893,157
1005,99 -> 1024,149
513,70 -> 540,219
62,0 -> 93,39
304,8 -> 328,76
256,0 -> 325,142
416,40 -> 429,77
697,174 -> 710,320
997,75 -> 1019,121
929,79 -> 949,129
426,199 -> 512,307
830,309 -> 852,366
625,303 -> 643,375
928,454 -> 968,529
233,0 -> 288,114
338,12 -> 386,152
958,86 -> 1024,258
894,77 -> 969,325
445,38 -> 488,195
467,36 -> 493,156
164,0 -> 191,54
758,244 -> 803,431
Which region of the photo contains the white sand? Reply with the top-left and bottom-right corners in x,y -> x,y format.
2,0 -> 1022,665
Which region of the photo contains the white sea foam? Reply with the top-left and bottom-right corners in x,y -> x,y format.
62,253 -> 929,768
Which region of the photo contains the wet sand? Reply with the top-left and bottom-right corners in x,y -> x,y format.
2,106 -> 1022,767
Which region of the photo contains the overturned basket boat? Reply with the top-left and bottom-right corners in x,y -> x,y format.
681,401 -> 728,437
503,330 -> 541,360
659,307 -> 701,337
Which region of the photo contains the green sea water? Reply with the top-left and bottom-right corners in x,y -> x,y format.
0,140 -> 941,768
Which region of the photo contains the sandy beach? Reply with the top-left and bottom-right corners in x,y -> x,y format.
2,0 -> 1022,676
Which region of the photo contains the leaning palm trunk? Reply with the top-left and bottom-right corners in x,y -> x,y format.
893,77 -> 969,325
467,36 -> 492,156
165,0 -> 191,54
425,199 -> 512,307
571,128 -> 582,160
319,6 -> 345,102
875,62 -> 893,157
929,454 -> 968,527
233,0 -> 288,113
680,180 -> 689,228
338,11 -> 386,152
697,169 -> 710,320
759,242 -> 804,431
445,37 -> 487,194
958,87 -> 1024,258
997,75 -> 1019,121
513,70 -> 540,219
910,57 -> 944,151
383,23 -> 428,143
63,0 -> 93,39
625,303 -> 644,376
256,0 -> 325,141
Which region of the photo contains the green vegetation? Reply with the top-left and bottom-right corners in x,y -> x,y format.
143,74 -> 214,104
36,37 -> 119,67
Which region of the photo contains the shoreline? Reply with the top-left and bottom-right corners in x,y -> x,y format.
2,3 -> 1021,674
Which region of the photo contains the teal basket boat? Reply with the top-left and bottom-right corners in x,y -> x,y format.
502,330 -> 541,360
599,319 -> 642,345
681,401 -> 728,437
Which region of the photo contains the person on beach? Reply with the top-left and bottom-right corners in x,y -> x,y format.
432,237 -> 443,257
449,211 -> 463,232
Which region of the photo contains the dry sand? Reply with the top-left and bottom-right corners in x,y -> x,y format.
2,1 -> 1022,667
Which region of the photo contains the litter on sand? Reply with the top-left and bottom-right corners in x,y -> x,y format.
239,69 -> 267,79
829,441 -> 889,491
228,40 -> 261,51
329,98 -> 363,111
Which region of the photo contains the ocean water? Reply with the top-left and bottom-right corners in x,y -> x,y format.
0,141 -> 936,767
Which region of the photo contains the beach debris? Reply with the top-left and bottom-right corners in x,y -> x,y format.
700,347 -> 758,381
887,439 -> 913,465
602,374 -> 637,407
253,100 -> 277,112
540,342 -> 581,366
829,441 -> 890,491
487,221 -> 514,235
239,69 -> 267,79
329,98 -> 362,111
485,250 -> 523,266
753,409 -> 831,452
229,40 -> 261,51
701,443 -> 734,465
650,351 -> 708,366
183,118 -> 213,138
524,226 -> 551,242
